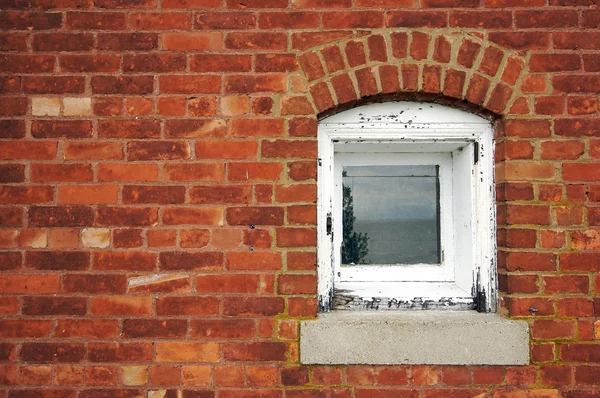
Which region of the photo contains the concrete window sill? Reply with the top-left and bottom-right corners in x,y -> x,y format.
300,311 -> 529,365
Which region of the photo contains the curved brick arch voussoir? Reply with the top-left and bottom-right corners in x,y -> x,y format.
295,30 -> 530,118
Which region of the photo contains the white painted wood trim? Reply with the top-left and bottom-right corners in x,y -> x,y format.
317,102 -> 496,312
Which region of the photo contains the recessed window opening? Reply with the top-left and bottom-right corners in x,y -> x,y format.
317,102 -> 496,313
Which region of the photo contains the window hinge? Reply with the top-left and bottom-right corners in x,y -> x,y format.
326,213 -> 332,235
473,141 -> 480,165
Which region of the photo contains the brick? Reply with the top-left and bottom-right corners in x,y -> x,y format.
532,319 -> 577,340
85,366 -> 117,386
119,366 -> 148,386
0,320 -> 53,338
122,185 -> 184,205
92,76 -> 153,95
259,12 -> 318,29
33,32 -> 93,51
162,32 -> 221,50
181,365 -> 212,386
256,53 -> 298,72
97,32 -> 157,50
66,11 -> 126,29
489,32 -> 550,50
322,11 -> 384,29
19,229 -> 47,248
276,227 -> 316,247
163,207 -> 222,225
226,207 -> 284,226
147,229 -> 176,248
191,319 -> 255,339
56,320 -> 119,339
55,365 -> 84,386
58,185 -> 119,205
0,55 -> 55,73
25,251 -> 89,271
123,319 -> 187,339
532,96 -> 563,115
224,342 -> 286,361
278,274 -> 317,294
275,184 -> 317,203
113,229 -> 143,248
24,76 -> 85,94
387,11 -> 447,28
505,252 -> 556,272
157,296 -> 219,316
96,207 -> 157,226
128,141 -> 190,160
162,0 -> 220,7
226,32 -> 287,50
226,252 -> 281,271
159,75 -> 221,94
0,186 -> 53,205
0,231 -> 18,250
584,54 -> 600,72
160,252 -> 222,271
124,54 -> 186,73
20,343 -> 86,363
506,297 -> 554,316
451,11 -> 511,29
88,342 -> 153,363
94,252 -> 156,271
156,342 -> 219,363
225,74 -> 286,94
63,142 -> 122,160
131,12 -> 191,29
567,96 -> 599,116
158,97 -> 186,116
97,164 -> 158,182
63,274 -> 127,294
90,296 -> 153,316
543,275 -> 589,294
255,97 -> 275,114
0,97 -> 27,116
148,365 -> 180,386
98,119 -> 160,139
195,12 -> 255,29
179,229 -> 209,248
262,140 -> 317,159
562,344 -> 600,363
529,54 -> 581,73
554,33 -> 600,50
32,97 -> 60,116
0,164 -> 25,183
561,253 -> 600,272
0,207 -> 23,227
32,120 -> 92,139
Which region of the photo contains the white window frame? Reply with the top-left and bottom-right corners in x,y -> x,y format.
317,102 -> 496,313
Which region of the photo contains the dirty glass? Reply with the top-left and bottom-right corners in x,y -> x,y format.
341,165 -> 441,265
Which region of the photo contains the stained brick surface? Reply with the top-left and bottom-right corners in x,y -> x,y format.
0,0 -> 599,395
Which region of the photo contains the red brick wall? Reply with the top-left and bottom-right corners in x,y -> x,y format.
1,0 -> 599,396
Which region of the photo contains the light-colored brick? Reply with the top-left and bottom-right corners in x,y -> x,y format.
32,97 -> 60,116
119,366 -> 148,386
221,96 -> 249,116
63,98 -> 92,116
81,228 -> 110,248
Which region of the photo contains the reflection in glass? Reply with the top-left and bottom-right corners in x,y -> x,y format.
341,165 -> 441,265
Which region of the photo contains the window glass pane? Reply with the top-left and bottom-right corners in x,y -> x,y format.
341,165 -> 441,266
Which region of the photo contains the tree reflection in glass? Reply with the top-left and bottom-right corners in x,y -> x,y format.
341,165 -> 441,266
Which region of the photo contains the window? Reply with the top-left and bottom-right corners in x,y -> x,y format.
317,102 -> 496,313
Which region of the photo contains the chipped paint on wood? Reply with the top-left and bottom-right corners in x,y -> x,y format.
317,101 -> 497,313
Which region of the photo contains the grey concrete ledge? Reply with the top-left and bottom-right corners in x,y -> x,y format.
300,311 -> 529,365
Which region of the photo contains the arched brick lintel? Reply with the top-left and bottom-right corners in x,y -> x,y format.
294,30 -> 531,120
